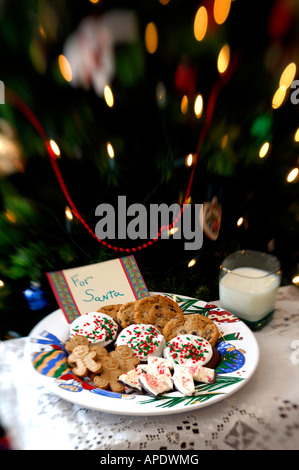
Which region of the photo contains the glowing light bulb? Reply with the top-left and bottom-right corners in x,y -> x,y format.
292,275 -> 299,285
221,134 -> 228,149
64,206 -> 73,220
214,0 -> 231,25
65,206 -> 73,220
145,22 -> 158,54
287,167 -> 299,183
49,139 -> 61,157
272,86 -> 287,109
188,259 -> 196,268
107,142 -> 114,158
237,217 -> 244,227
58,54 -> 72,82
0,279 -> 4,287
259,141 -> 270,158
194,6 -> 208,42
279,62 -> 297,89
104,85 -> 114,107
217,44 -> 230,74
194,94 -> 203,118
169,227 -> 179,236
181,95 -> 188,114
185,153 -> 193,167
294,128 -> 299,142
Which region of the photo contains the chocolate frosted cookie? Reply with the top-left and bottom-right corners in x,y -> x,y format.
162,313 -> 219,346
133,295 -> 184,332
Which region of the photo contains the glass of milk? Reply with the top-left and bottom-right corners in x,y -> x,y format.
219,250 -> 281,329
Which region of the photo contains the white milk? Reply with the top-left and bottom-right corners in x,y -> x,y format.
219,267 -> 280,322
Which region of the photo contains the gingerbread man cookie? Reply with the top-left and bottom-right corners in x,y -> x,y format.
89,343 -> 109,359
68,344 -> 103,378
93,355 -> 126,393
110,345 -> 140,372
65,334 -> 89,353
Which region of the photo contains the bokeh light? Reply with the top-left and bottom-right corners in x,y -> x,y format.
58,54 -> 72,82
259,141 -> 270,158
107,142 -> 114,159
214,0 -> 231,25
104,85 -> 114,107
217,44 -> 230,74
287,167 -> 299,183
65,206 -> 73,220
145,22 -> 158,54
194,6 -> 208,42
181,95 -> 188,114
194,94 -> 203,118
188,259 -> 196,268
49,139 -> 61,157
279,62 -> 296,89
272,86 -> 287,109
185,153 -> 193,167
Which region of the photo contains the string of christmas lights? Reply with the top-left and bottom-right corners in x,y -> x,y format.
6,54 -> 236,254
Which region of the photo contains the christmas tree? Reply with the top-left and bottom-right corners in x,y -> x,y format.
0,0 -> 298,339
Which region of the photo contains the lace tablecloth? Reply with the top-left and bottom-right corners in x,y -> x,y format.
1,286 -> 299,451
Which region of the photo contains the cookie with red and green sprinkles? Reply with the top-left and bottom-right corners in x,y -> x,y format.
163,334 -> 213,367
70,312 -> 118,348
115,323 -> 166,362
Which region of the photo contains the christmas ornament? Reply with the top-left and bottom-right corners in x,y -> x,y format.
0,119 -> 24,176
174,62 -> 197,97
24,281 -> 48,311
199,196 -> 222,240
63,10 -> 139,97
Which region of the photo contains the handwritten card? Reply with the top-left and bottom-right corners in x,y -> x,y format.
46,255 -> 149,323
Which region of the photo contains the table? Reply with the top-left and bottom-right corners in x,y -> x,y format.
1,285 -> 299,451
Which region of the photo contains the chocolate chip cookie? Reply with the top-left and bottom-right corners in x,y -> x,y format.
162,313 -> 219,346
133,295 -> 184,332
115,301 -> 136,328
97,304 -> 123,325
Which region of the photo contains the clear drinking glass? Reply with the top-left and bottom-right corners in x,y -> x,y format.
219,250 -> 281,330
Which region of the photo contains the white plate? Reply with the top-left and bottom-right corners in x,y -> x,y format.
25,293 -> 259,416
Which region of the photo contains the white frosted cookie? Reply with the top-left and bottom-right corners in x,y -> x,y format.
115,323 -> 166,362
70,312 -> 118,347
163,334 -> 213,367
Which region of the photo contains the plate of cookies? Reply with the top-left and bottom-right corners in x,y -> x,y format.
26,293 -> 259,416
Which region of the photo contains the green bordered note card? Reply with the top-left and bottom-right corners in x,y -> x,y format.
46,255 -> 149,323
